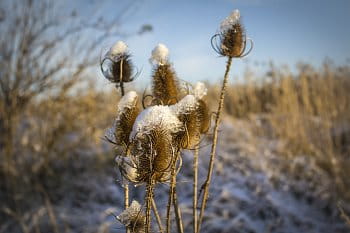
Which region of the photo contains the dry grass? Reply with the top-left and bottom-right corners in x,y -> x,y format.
208,61 -> 350,201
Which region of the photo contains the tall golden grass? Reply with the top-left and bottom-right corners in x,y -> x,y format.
208,61 -> 350,201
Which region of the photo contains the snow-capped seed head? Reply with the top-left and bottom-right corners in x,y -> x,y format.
117,200 -> 145,228
130,105 -> 182,139
117,91 -> 138,115
171,95 -> 198,115
110,40 -> 128,56
150,43 -> 169,65
220,9 -> 241,32
192,82 -> 207,99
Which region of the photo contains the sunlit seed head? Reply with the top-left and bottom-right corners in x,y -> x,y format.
220,9 -> 241,32
110,40 -> 128,56
150,43 -> 169,65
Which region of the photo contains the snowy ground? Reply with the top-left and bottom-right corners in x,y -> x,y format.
5,118 -> 348,233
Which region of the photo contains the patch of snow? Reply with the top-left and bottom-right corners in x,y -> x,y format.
150,43 -> 169,65
130,105 -> 182,139
192,82 -> 207,99
170,95 -> 198,115
110,41 -> 128,56
220,9 -> 241,32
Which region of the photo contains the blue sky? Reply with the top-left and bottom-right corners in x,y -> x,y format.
76,0 -> 350,86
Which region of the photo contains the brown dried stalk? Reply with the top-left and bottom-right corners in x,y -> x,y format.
197,57 -> 233,232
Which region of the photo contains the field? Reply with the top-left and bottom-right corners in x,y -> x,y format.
1,0 -> 350,232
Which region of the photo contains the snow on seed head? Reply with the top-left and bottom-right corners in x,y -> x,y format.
117,200 -> 145,227
220,9 -> 240,32
117,91 -> 138,115
192,82 -> 207,99
150,43 -> 169,65
130,105 -> 182,139
110,40 -> 128,56
171,95 -> 198,115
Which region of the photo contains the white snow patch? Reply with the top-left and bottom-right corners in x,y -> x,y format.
130,105 -> 182,139
117,91 -> 138,115
110,41 -> 128,56
192,82 -> 207,99
150,43 -> 169,65
171,95 -> 198,115
117,200 -> 142,226
220,9 -> 241,32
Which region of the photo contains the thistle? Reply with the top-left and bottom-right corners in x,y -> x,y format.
198,9 -> 253,232
150,44 -> 180,105
105,91 -> 140,149
211,9 -> 253,58
100,41 -> 138,95
171,82 -> 210,149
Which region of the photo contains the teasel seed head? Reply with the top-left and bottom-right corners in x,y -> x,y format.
211,9 -> 253,58
105,91 -> 140,148
115,156 -> 139,182
150,44 -> 180,105
100,40 -> 137,85
128,105 -> 182,183
171,94 -> 208,149
117,200 -> 146,232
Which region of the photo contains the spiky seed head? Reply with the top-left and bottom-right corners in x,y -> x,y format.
128,129 -> 174,183
101,40 -> 135,84
150,43 -> 169,65
197,99 -> 210,134
110,91 -> 140,147
213,9 -> 246,57
151,63 -> 179,105
117,200 -> 145,232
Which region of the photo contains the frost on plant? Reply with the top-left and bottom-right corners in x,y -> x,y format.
130,105 -> 183,139
150,43 -> 169,65
192,82 -> 208,100
110,40 -> 128,58
117,200 -> 145,231
220,9 -> 241,32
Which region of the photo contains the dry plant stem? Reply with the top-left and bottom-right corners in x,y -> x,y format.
118,59 -> 129,233
193,146 -> 199,233
198,57 -> 233,232
119,59 -> 125,96
166,151 -> 181,233
166,175 -> 174,233
145,178 -> 155,233
173,179 -> 184,233
124,182 -> 130,233
151,197 -> 165,233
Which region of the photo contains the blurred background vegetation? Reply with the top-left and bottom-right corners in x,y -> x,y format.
0,0 -> 349,232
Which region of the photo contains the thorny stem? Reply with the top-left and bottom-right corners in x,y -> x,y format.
193,146 -> 199,233
173,175 -> 184,233
166,151 -> 181,233
197,57 -> 233,232
124,183 -> 130,233
151,197 -> 165,233
117,58 -> 129,233
145,178 -> 155,233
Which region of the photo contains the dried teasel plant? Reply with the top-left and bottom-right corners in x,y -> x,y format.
105,91 -> 140,149
149,44 -> 180,106
100,41 -> 140,95
197,9 -> 253,232
211,9 -> 253,58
